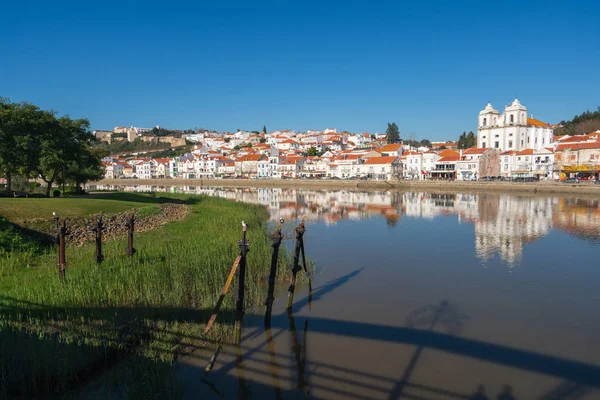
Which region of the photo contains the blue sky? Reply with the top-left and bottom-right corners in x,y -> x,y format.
1,0 -> 599,140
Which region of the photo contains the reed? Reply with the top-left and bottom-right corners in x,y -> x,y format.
0,193 -> 290,398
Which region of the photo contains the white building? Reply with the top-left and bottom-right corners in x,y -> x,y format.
477,99 -> 554,152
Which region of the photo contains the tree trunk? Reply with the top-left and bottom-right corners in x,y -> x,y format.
41,170 -> 58,197
6,172 -> 12,192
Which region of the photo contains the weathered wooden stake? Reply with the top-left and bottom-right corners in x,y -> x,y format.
234,221 -> 249,344
93,212 -> 104,265
204,255 -> 241,333
286,220 -> 306,309
126,209 -> 136,258
299,231 -> 312,309
265,218 -> 284,327
57,220 -> 68,280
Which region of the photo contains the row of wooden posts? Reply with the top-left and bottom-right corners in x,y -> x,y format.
53,210 -> 311,342
204,218 -> 311,344
53,210 -> 136,280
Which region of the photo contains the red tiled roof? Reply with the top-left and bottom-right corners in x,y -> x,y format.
364,156 -> 397,165
380,143 -> 402,152
517,149 -> 534,155
527,118 -> 550,128
556,142 -> 600,151
438,156 -> 459,162
463,147 -> 489,155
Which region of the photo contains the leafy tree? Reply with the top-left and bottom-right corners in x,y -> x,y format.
439,145 -> 447,150
63,147 -> 105,192
419,139 -> 432,148
259,138 -> 267,143
386,122 -> 400,144
371,134 -> 376,140
555,106 -> 600,136
306,147 -> 319,157
458,131 -> 477,149
224,137 -> 231,143
37,116 -> 95,197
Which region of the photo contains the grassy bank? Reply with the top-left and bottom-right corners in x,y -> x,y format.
0,193 -> 289,398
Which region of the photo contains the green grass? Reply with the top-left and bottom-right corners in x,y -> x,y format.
0,193 -> 291,398
0,192 -> 169,221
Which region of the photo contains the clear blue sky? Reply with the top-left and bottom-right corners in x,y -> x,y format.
1,0 -> 599,140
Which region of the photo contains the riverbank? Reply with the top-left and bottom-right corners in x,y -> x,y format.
0,193 -> 287,398
98,178 -> 600,196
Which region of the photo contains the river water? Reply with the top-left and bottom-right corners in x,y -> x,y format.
90,185 -> 600,399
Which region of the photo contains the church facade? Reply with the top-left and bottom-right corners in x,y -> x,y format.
477,99 -> 553,152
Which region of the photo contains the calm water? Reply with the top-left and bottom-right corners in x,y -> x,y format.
91,185 -> 600,399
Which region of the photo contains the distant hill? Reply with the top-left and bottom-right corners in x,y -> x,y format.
555,106 -> 600,136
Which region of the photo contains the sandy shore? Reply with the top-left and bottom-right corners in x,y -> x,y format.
96,178 -> 600,196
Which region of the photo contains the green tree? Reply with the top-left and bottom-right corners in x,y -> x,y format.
306,147 -> 319,157
386,122 -> 400,144
263,125 -> 267,134
63,147 -> 105,192
37,116 -> 95,197
419,139 -> 432,148
466,131 -> 476,147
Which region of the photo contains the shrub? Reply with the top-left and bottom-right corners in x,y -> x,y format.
52,190 -> 61,198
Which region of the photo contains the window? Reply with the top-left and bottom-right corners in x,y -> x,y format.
509,133 -> 513,136
518,157 -> 521,161
483,117 -> 487,126
521,140 -> 524,146
482,142 -> 486,148
542,138 -> 545,145
495,134 -> 499,138
528,137 -> 530,144
535,137 -> 538,144
508,141 -> 513,148
504,164 -> 508,170
510,114 -> 514,124
494,142 -> 499,148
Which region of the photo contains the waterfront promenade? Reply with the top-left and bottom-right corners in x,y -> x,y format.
97,178 -> 600,196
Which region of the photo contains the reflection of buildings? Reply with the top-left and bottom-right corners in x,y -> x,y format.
88,184 -> 600,265
473,196 -> 553,265
552,198 -> 600,243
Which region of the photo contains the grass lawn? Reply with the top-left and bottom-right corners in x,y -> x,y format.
0,192 -> 169,221
0,192 -> 292,398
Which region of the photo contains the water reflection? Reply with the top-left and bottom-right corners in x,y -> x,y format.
89,184 -> 600,265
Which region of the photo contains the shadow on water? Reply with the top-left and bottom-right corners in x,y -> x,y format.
2,263 -> 600,398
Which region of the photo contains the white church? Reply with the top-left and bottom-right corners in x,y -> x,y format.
477,99 -> 554,152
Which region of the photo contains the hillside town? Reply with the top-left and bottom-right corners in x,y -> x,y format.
96,99 -> 600,182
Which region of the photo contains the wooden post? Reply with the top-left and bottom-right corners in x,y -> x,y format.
93,212 -> 104,265
299,231 -> 312,309
57,221 -> 67,280
126,209 -> 136,258
204,256 -> 241,334
235,221 -> 249,344
265,219 -> 284,327
286,220 -> 306,309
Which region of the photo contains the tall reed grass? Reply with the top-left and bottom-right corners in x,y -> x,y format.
0,193 -> 291,398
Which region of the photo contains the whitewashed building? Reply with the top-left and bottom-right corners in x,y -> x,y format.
477,99 -> 554,152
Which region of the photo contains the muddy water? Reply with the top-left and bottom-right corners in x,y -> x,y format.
91,185 -> 600,399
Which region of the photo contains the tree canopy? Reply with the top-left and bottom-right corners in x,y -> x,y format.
386,122 -> 400,144
0,98 -> 104,195
458,131 -> 477,149
555,106 -> 600,136
403,138 -> 432,148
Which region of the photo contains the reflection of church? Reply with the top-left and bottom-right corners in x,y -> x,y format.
402,192 -> 554,265
474,196 -> 553,265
